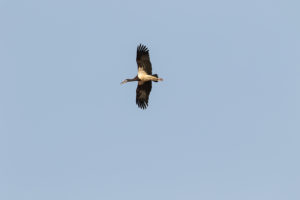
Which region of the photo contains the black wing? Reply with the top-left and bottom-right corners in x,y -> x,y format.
136,81 -> 152,109
136,44 -> 152,74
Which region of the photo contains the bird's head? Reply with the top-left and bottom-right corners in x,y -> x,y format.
120,79 -> 128,85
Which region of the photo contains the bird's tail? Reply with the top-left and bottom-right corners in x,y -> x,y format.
152,74 -> 159,82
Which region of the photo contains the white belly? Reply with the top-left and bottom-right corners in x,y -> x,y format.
138,69 -> 151,81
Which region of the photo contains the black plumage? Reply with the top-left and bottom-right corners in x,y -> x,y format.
136,81 -> 152,109
121,44 -> 163,109
136,44 -> 152,74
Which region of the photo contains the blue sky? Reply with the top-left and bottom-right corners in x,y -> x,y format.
0,0 -> 299,199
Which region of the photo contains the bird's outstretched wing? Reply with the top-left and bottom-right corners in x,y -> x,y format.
136,81 -> 152,109
136,44 -> 152,74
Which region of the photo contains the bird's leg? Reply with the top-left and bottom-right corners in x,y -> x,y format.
152,76 -> 163,82
143,75 -> 163,82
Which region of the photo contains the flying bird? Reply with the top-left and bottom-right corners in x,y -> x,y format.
121,44 -> 163,109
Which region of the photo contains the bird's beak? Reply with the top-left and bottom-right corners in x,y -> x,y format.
120,80 -> 126,85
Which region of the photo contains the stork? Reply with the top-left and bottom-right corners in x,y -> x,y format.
121,44 -> 163,109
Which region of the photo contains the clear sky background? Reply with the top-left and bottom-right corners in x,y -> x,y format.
0,0 -> 299,199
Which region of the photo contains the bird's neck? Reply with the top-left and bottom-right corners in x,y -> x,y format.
127,76 -> 139,82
